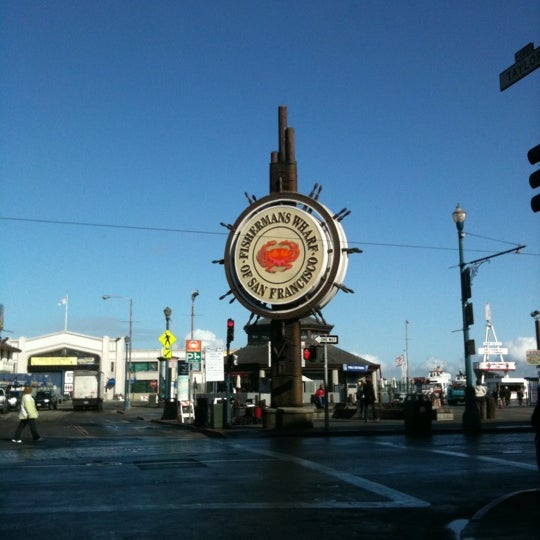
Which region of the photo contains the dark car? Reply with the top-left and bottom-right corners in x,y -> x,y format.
35,390 -> 59,410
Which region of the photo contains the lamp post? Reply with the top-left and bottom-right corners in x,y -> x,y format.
102,295 -> 133,411
163,306 -> 172,401
452,205 -> 481,433
191,290 -> 199,340
190,290 -> 199,402
161,306 -> 178,420
531,310 -> 540,349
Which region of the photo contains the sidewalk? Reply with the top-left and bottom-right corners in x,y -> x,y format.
127,402 -> 535,437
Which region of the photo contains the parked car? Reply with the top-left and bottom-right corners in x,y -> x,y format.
0,388 -> 8,414
35,390 -> 59,410
6,389 -> 23,411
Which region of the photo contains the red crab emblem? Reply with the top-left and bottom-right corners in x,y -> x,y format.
256,240 -> 300,273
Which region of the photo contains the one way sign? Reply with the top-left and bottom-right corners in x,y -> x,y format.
314,335 -> 339,344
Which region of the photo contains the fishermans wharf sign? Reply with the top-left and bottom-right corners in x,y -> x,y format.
224,191 -> 349,320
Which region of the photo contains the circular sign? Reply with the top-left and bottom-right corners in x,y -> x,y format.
224,192 -> 349,319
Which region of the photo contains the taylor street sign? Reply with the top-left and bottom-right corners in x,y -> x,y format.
499,42 -> 540,91
314,334 -> 339,344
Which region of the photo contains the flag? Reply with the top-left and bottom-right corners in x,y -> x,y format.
58,297 -> 67,306
395,355 -> 404,366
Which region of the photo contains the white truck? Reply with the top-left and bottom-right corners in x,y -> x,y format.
72,371 -> 104,411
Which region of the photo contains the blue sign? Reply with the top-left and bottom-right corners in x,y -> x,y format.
343,364 -> 368,372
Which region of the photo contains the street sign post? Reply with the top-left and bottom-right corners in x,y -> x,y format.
499,42 -> 540,91
314,334 -> 339,344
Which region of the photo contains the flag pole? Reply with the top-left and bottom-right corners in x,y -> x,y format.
64,294 -> 68,331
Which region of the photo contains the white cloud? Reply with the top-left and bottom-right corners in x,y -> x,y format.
505,336 -> 536,362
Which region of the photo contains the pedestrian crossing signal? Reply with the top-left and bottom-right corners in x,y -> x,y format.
303,346 -> 317,362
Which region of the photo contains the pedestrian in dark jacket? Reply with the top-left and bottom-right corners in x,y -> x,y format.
362,376 -> 377,422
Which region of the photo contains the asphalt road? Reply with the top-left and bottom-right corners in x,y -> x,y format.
0,401 -> 538,539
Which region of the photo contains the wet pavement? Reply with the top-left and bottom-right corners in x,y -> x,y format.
131,401 -> 539,540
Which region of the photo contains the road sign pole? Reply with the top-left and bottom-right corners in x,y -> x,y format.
324,343 -> 329,431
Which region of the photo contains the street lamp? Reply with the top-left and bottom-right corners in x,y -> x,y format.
452,204 -> 481,433
531,310 -> 540,349
163,306 -> 172,401
162,306 -> 178,420
103,295 -> 133,411
191,290 -> 199,340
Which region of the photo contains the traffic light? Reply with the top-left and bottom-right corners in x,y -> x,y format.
528,144 -> 540,213
303,345 -> 317,362
461,267 -> 472,301
465,302 -> 474,327
226,318 -> 234,344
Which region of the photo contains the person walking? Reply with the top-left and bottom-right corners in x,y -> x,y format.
362,376 -> 377,422
12,386 -> 42,443
474,380 -> 487,419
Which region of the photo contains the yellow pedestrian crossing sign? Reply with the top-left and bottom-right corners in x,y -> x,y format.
159,330 -> 176,347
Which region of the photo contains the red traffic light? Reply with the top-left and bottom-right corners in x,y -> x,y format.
303,348 -> 311,361
226,318 -> 234,344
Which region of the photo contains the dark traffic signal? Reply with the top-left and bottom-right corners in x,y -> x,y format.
226,318 -> 234,344
461,267 -> 472,301
528,144 -> 540,213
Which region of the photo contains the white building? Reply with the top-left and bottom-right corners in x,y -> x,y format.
1,331 -> 168,402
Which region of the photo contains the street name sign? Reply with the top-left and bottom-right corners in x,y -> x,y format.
314,334 -> 339,344
526,349 -> 540,365
500,42 -> 540,91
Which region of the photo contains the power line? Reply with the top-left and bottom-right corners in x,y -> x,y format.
1,215 -> 537,256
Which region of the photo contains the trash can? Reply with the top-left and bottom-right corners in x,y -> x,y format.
404,393 -> 432,435
211,402 -> 224,428
486,396 -> 496,419
194,397 -> 209,427
148,394 -> 158,407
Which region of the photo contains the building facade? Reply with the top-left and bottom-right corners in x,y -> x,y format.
1,331 -> 163,402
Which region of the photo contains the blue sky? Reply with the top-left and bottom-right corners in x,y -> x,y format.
2,1 -> 539,381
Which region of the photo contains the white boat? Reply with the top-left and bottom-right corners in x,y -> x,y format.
426,367 -> 452,388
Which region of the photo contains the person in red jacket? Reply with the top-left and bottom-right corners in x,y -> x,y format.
314,384 -> 325,409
